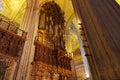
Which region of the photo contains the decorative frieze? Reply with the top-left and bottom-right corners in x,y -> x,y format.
31,61 -> 71,80
33,42 -> 72,80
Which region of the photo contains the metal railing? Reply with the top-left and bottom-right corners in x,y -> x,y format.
0,27 -> 25,57
0,18 -> 27,38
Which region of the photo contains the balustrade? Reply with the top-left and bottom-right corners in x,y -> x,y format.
0,21 -> 26,57
0,19 -> 27,38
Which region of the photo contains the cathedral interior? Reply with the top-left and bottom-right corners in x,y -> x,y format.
0,0 -> 120,80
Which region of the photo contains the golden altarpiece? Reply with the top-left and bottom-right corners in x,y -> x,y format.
0,1 -> 72,80
31,1 -> 72,80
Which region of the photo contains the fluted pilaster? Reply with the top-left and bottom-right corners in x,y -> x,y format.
16,0 -> 41,80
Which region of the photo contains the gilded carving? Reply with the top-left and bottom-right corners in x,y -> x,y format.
32,1 -> 72,80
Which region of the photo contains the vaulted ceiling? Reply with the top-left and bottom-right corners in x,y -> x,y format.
0,0 -> 26,23
0,0 -> 75,25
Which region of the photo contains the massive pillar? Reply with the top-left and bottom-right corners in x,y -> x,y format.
72,0 -> 120,80
16,0 -> 41,80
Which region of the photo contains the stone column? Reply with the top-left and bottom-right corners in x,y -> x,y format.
72,0 -> 120,79
16,0 -> 41,80
9,61 -> 17,80
3,60 -> 17,80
